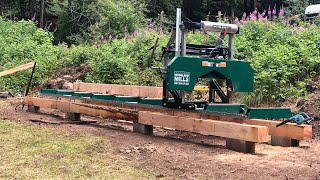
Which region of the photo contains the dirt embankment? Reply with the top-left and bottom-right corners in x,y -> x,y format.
37,64 -> 90,90
288,76 -> 320,138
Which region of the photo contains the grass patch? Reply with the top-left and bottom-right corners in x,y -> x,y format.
0,120 -> 153,179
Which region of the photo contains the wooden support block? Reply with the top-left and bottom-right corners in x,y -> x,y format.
133,122 -> 153,135
226,138 -> 255,153
246,119 -> 312,141
139,111 -> 270,143
27,105 -> 40,113
271,136 -> 300,147
66,112 -> 81,121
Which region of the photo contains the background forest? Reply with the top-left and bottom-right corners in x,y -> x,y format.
0,0 -> 319,106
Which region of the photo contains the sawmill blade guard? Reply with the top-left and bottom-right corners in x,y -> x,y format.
167,56 -> 253,92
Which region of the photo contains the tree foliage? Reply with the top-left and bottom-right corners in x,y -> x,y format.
54,0 -> 146,45
235,20 -> 320,105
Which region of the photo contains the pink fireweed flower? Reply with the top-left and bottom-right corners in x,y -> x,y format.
263,17 -> 268,22
296,26 -> 305,32
279,9 -> 285,16
252,9 -> 257,15
240,19 -> 249,26
293,14 -> 300,19
258,13 -> 264,20
242,12 -> 247,20
249,13 -> 257,21
31,14 -> 36,22
234,17 -> 240,26
268,6 -> 271,17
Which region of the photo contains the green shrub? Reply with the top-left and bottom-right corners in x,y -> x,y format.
0,18 -> 62,93
235,20 -> 320,106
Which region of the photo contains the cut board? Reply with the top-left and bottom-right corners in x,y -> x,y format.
0,62 -> 35,77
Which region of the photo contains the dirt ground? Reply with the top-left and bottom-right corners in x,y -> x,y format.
1,99 -> 320,180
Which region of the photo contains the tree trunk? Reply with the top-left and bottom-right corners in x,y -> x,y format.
19,0 -> 27,20
230,8 -> 235,23
244,0 -> 249,15
253,0 -> 257,10
40,0 -> 45,28
29,0 -> 35,19
0,0 -> 3,15
276,0 -> 283,16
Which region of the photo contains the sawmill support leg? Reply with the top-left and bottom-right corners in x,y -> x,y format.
226,138 -> 255,154
271,136 -> 300,147
27,105 -> 40,113
66,112 -> 81,121
133,122 -> 153,135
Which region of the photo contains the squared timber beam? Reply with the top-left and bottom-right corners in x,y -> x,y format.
24,97 -> 70,112
138,111 -> 270,143
245,119 -> 312,141
73,82 -> 163,98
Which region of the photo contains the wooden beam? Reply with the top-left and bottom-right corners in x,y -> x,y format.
73,82 -> 207,98
24,97 -> 138,121
112,85 -> 140,96
0,62 -> 35,77
24,96 -> 70,111
138,86 -> 162,98
245,119 -> 312,141
138,111 -> 270,143
70,103 -> 138,121
73,97 -> 244,123
73,83 -> 162,98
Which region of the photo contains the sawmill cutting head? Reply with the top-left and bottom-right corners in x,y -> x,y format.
161,8 -> 254,110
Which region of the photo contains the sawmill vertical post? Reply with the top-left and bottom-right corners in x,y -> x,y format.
175,8 -> 186,104
228,34 -> 234,60
226,33 -> 235,103
175,8 -> 181,57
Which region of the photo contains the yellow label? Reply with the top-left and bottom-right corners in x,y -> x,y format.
202,61 -> 209,66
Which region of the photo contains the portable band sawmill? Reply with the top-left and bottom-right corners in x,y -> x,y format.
24,8 -> 312,153
34,8 -> 301,119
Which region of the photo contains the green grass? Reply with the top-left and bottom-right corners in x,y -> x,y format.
0,120 -> 153,179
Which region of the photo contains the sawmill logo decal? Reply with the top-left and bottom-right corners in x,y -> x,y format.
174,71 -> 190,85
